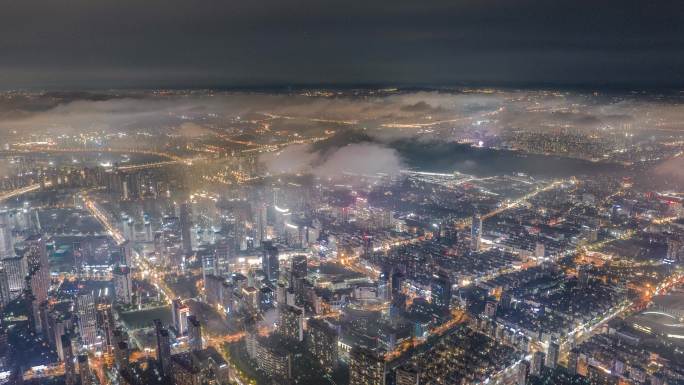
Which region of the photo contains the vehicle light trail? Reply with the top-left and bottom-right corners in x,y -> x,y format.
83,196 -> 126,245
0,183 -> 41,202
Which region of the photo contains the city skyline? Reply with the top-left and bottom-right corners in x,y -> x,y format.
1,2 -> 684,385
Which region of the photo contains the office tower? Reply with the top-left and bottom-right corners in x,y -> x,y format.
546,341 -> 559,369
97,302 -> 115,351
112,328 -> 130,370
72,241 -> 85,272
484,300 -> 498,318
112,265 -> 132,304
22,286 -> 38,333
279,304 -> 304,342
51,312 -> 73,361
362,234 -> 373,257
2,255 -> 27,294
214,243 -> 231,277
259,286 -> 274,311
23,235 -> 49,335
290,255 -> 307,283
172,298 -> 190,335
667,237 -> 683,262
204,274 -> 224,307
577,264 -> 591,289
471,213 -> 482,251
115,341 -> 130,370
0,224 -> 13,258
26,234 -> 49,300
395,366 -> 420,385
154,319 -> 172,375
62,334 -> 78,385
349,347 -> 386,385
78,354 -> 92,385
531,351 -> 544,376
201,253 -> 218,283
35,299 -> 49,336
25,234 -> 47,271
262,241 -> 279,282
430,273 -> 451,311
179,202 -> 193,256
567,348 -> 579,375
290,254 -> 307,305
391,270 -> 405,297
377,270 -> 391,301
188,315 -> 202,351
122,178 -> 130,200
119,241 -> 132,266
0,268 -> 10,309
534,242 -> 545,259
517,360 -> 529,385
255,203 -> 267,248
76,290 -> 98,347
144,220 -> 153,242
122,217 -> 134,242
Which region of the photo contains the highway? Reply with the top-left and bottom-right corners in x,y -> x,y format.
481,179 -> 566,220
452,178 -> 568,230
5,146 -> 183,161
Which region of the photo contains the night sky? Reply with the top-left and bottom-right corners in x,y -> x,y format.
1,0 -> 683,89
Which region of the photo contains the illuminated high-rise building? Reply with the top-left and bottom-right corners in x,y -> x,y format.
290,254 -> 307,305
172,298 -> 190,335
306,318 -> 338,372
115,341 -> 130,371
76,290 -> 98,348
188,315 -> 202,351
78,354 -> 92,385
349,347 -> 386,385
201,253 -> 218,283
546,341 -> 559,369
577,264 -> 591,289
23,234 -> 50,334
25,234 -> 49,301
395,366 -> 420,385
471,213 -> 482,251
1,255 -> 27,295
62,334 -> 78,385
377,270 -> 391,302
97,301 -> 115,352
279,304 -> 304,342
179,202 -> 193,256
262,241 -> 279,282
517,360 -> 529,385
112,264 -> 132,304
254,202 -> 267,248
0,268 -> 10,309
0,224 -> 13,258
531,351 -> 544,376
154,319 -> 172,375
290,255 -> 307,283
430,272 -> 451,311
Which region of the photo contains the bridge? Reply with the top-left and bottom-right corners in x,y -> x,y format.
0,184 -> 41,202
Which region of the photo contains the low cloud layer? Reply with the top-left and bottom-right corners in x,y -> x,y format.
654,155 -> 684,184
3,90 -> 684,141
260,142 -> 403,178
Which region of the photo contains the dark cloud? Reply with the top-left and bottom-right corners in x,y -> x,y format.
1,0 -> 683,88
